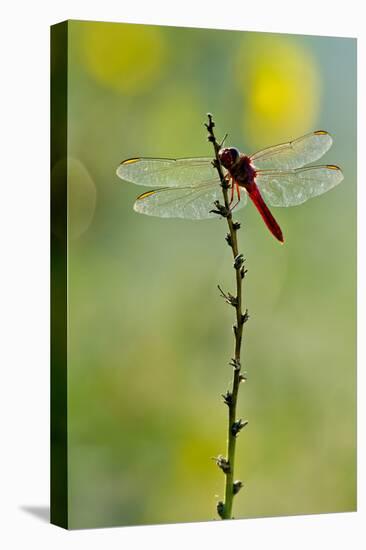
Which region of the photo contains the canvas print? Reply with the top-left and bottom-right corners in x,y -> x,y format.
51,20 -> 356,529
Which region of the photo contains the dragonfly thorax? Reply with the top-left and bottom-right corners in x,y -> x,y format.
227,154 -> 257,189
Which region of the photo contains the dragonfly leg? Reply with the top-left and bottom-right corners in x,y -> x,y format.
230,181 -> 242,211
228,177 -> 235,205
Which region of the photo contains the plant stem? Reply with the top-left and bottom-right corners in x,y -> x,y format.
205,114 -> 248,520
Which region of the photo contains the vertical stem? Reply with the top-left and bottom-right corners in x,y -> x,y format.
222,187 -> 245,520
205,114 -> 247,520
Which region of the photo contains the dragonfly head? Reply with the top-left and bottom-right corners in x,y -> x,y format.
218,147 -> 240,170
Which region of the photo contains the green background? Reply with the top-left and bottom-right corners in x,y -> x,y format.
62,21 -> 356,528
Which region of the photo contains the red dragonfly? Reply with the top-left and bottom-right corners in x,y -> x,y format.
116,131 -> 343,243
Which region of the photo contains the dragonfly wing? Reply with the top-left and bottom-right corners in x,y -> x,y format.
134,181 -> 248,220
116,157 -> 218,187
256,165 -> 344,207
250,131 -> 333,170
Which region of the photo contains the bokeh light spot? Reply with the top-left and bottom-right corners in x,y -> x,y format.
68,158 -> 97,239
236,36 -> 321,147
79,22 -> 165,95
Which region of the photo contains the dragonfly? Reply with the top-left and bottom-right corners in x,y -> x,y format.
116,130 -> 343,243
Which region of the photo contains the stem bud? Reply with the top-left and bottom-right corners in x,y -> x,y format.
217,501 -> 225,518
225,233 -> 233,247
231,419 -> 248,437
233,481 -> 243,495
222,390 -> 233,407
229,358 -> 241,371
233,254 -> 245,270
210,200 -> 229,218
241,309 -> 250,324
214,455 -> 231,474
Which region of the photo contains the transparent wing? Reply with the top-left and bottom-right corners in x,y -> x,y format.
256,165 -> 343,207
116,157 -> 218,188
133,182 -> 248,220
250,131 -> 333,170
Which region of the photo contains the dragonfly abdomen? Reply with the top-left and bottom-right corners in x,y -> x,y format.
247,183 -> 284,243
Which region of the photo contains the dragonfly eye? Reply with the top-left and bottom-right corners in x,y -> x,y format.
219,147 -> 240,169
